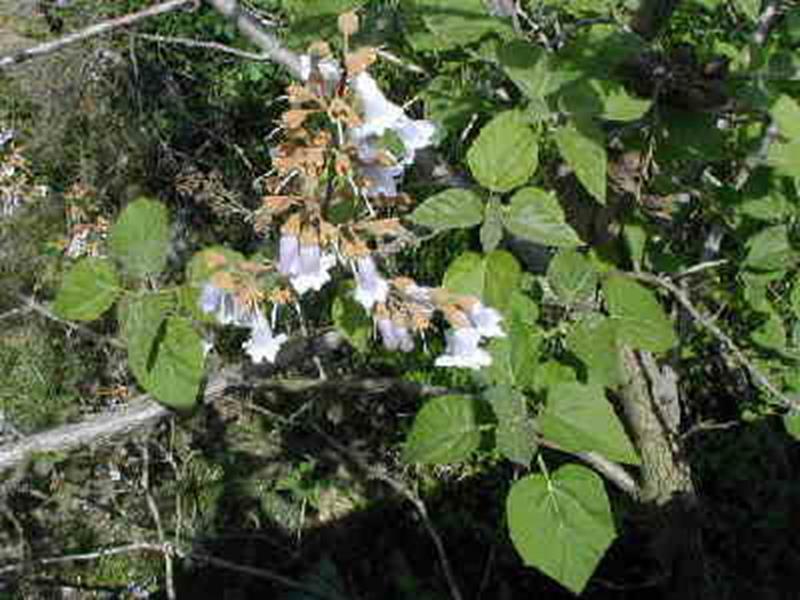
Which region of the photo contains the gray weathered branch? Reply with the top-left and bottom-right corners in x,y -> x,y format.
0,0 -> 196,70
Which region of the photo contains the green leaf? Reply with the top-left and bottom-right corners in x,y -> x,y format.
409,189 -> 485,231
467,110 -> 539,192
603,275 -> 677,353
784,412 -> 800,441
599,82 -> 652,121
539,382 -> 640,464
423,75 -> 491,131
767,140 -> 800,177
566,315 -> 626,388
555,120 -> 607,205
498,40 -> 569,103
442,250 -> 522,313
751,312 -> 787,352
484,385 -> 537,465
547,249 -> 598,306
332,286 -> 372,353
744,225 -> 797,271
733,0 -> 760,20
486,319 -> 542,390
771,95 -> 800,141
404,395 -> 482,464
481,199 -> 504,252
507,465 -> 616,594
53,258 -> 121,321
109,198 -> 170,279
503,187 -> 582,247
120,295 -> 204,410
420,0 -> 513,48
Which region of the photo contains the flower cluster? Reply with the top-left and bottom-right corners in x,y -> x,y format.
199,268 -> 288,364
197,12 -> 504,369
0,143 -> 47,220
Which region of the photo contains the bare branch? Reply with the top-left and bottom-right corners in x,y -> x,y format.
753,1 -> 786,47
0,542 -> 165,575
203,0 -> 305,80
141,442 -> 176,600
628,271 -> 800,411
135,32 -> 271,61
0,0 -> 196,70
537,437 -> 640,499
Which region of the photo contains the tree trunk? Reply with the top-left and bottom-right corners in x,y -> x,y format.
620,348 -> 707,600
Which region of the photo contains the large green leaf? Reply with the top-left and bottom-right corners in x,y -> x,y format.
467,110 -> 539,192
603,275 -> 677,353
547,249 -> 598,306
120,295 -> 204,410
420,0 -> 513,47
503,187 -> 582,247
771,95 -> 800,141
443,250 -> 521,313
767,139 -> 800,177
745,224 -> 797,271
498,40 -> 574,104
555,120 -> 607,205
566,315 -> 626,388
109,198 -> 170,279
484,385 -> 537,466
785,412 -> 800,441
733,0 -> 760,20
53,258 -> 121,321
403,395 -> 482,464
409,189 -> 485,231
332,284 -> 372,352
486,318 -> 542,390
481,198 -> 504,253
539,382 -> 640,464
507,465 -> 616,594
558,79 -> 651,122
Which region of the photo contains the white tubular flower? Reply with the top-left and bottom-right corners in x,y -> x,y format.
291,243 -> 336,295
377,316 -> 414,353
359,163 -> 404,197
278,232 -> 301,277
298,55 -> 342,96
243,318 -> 288,364
353,255 -> 389,311
435,327 -> 492,370
350,72 -> 437,165
199,283 -> 257,327
466,302 -> 505,338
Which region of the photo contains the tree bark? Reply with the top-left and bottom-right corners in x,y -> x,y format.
619,348 -> 707,600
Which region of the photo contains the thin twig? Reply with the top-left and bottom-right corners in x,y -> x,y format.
0,543 -> 165,575
0,0 -> 196,70
141,442 -> 176,600
628,271 -> 800,411
135,33 -> 271,61
17,294 -> 125,350
308,423 -> 465,600
536,437 -> 640,499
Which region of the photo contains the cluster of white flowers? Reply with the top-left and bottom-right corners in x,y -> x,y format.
199,283 -> 287,364
435,302 -> 506,369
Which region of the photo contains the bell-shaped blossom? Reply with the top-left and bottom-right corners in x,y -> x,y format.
199,283 -> 255,327
298,55 -> 343,96
377,316 -> 415,353
466,302 -> 505,338
243,316 -> 288,364
435,327 -> 492,370
353,255 -> 389,311
277,232 -> 301,277
359,163 -> 405,197
291,242 -> 336,295
350,73 -> 436,161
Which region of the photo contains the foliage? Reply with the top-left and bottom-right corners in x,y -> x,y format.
3,0 -> 800,597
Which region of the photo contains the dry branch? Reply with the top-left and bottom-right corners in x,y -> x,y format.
0,0 -> 196,70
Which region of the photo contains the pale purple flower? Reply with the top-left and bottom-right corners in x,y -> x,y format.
466,302 -> 505,338
359,163 -> 405,197
243,317 -> 288,364
377,316 -> 415,353
278,233 -> 301,277
291,243 -> 336,295
435,327 -> 492,370
199,283 -> 258,327
353,255 -> 389,311
298,55 -> 343,96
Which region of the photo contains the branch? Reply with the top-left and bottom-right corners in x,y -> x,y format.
135,32 -> 272,61
203,0 -> 305,80
753,0 -> 786,47
537,438 -> 640,499
0,0 -> 196,70
0,542 -> 165,575
629,271 -> 800,411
